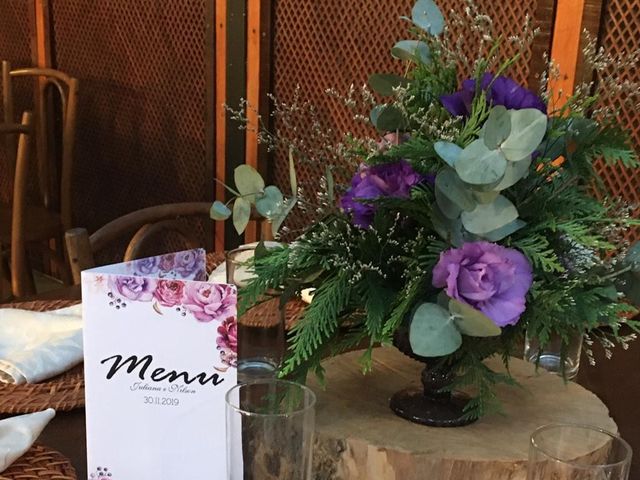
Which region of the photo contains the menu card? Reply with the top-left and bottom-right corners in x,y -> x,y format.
82,249 -> 237,480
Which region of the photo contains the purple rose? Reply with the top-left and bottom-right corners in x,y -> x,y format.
182,283 -> 237,322
132,256 -> 159,276
174,251 -> 199,278
158,253 -> 175,272
153,279 -> 185,307
110,276 -> 157,302
441,73 -> 546,117
340,160 -> 424,228
432,241 -> 533,327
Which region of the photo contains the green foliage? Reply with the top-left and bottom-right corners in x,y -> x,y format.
281,272 -> 352,375
227,0 -> 640,422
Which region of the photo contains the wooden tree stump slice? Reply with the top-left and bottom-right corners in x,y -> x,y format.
308,348 -> 616,480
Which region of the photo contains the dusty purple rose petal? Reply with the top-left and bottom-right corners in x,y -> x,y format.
432,241 -> 533,327
340,160 -> 425,228
441,73 -> 546,117
109,275 -> 157,302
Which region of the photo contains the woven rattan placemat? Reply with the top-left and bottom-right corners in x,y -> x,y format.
0,299 -> 84,415
0,444 -> 76,480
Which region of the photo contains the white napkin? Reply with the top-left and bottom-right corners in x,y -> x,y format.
0,304 -> 83,384
0,409 -> 55,473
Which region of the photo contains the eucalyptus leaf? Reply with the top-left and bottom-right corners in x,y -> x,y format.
370,105 -> 383,127
461,195 -> 519,235
209,200 -> 232,221
483,106 -> 511,150
622,241 -> 640,271
232,197 -> 251,234
435,186 -> 462,219
234,164 -> 265,202
326,166 -> 335,201
492,155 -> 532,191
373,105 -> 407,131
619,270 -> 640,306
455,139 -> 507,185
482,218 -> 527,242
256,185 -> 284,218
289,149 -> 298,196
434,141 -> 463,168
431,207 -> 465,247
391,40 -> 431,64
409,303 -> 462,357
435,168 -> 476,212
271,197 -> 297,237
254,240 -> 269,260
501,109 -> 548,162
411,0 -> 445,35
472,190 -> 500,204
368,73 -> 409,96
449,299 -> 501,337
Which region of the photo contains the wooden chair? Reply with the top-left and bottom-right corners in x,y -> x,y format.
0,112 -> 35,298
64,202 -> 273,284
1,61 -> 79,287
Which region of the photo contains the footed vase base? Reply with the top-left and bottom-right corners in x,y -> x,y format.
389,388 -> 477,428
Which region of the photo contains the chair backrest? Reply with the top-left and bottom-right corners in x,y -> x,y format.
65,202 -> 274,284
2,61 -> 79,232
0,111 -> 34,298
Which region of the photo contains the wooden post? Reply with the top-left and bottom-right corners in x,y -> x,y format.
205,0 -> 216,253
214,0 -> 227,252
548,0 -> 605,110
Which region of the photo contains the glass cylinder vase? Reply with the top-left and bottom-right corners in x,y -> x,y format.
528,423 -> 632,480
226,379 -> 316,480
524,330 -> 583,380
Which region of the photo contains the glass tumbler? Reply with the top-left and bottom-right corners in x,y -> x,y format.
524,330 -> 583,380
226,247 -> 287,381
528,423 -> 632,480
226,379 -> 316,480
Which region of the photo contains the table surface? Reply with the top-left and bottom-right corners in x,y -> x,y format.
15,283 -> 640,479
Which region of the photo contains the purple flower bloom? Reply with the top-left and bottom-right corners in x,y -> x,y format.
132,256 -> 159,276
158,253 -> 175,272
432,241 -> 533,327
173,251 -> 200,278
340,160 -> 424,228
110,276 -> 157,302
441,73 -> 546,117
182,283 -> 237,322
217,316 -> 238,367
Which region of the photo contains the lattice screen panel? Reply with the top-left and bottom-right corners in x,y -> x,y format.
594,0 -> 640,243
0,1 -> 33,205
50,0 -> 211,261
270,0 -> 541,235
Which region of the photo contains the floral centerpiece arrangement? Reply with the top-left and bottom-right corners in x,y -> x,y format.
212,0 -> 640,422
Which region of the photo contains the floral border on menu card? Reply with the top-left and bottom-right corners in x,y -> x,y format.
89,270 -> 238,369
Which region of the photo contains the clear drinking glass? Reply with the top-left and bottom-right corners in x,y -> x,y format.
226,379 -> 316,480
524,330 -> 583,380
226,246 -> 286,381
528,423 -> 632,480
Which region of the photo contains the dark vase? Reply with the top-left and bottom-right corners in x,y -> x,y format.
389,324 -> 477,427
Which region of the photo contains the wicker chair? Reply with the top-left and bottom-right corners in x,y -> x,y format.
64,202 -> 273,284
1,61 -> 79,291
0,112 -> 35,299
